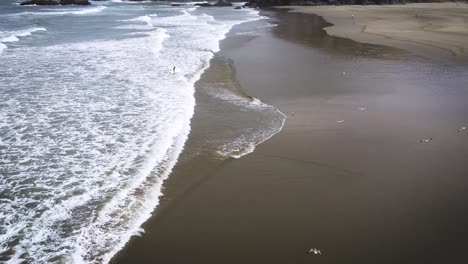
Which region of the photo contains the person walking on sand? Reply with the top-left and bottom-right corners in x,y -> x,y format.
172,66 -> 176,74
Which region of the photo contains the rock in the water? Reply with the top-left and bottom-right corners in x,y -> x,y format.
195,2 -> 212,6
195,0 -> 233,7
234,6 -> 242,9
214,0 -> 233,6
20,0 -> 59,5
60,0 -> 91,5
243,2 -> 258,7
20,0 -> 91,5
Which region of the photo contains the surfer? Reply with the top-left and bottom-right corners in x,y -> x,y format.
173,66 -> 176,74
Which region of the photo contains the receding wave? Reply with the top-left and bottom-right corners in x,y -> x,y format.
12,5 -> 107,16
0,27 -> 46,53
116,14 -> 157,30
216,95 -> 286,159
196,57 -> 287,159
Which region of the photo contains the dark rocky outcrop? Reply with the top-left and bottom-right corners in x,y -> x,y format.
195,0 -> 234,7
214,0 -> 234,6
60,0 -> 91,5
195,2 -> 212,6
20,0 -> 59,5
20,0 -> 90,5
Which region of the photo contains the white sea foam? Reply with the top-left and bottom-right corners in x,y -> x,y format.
116,14 -> 157,30
234,30 -> 257,35
0,6 -> 265,264
0,43 -> 7,53
200,76 -> 286,159
210,91 -> 287,159
1,27 -> 173,263
0,35 -> 19,43
50,5 -> 107,15
0,27 -> 46,54
259,22 -> 278,28
217,112 -> 286,159
128,14 -> 155,24
12,6 -> 106,16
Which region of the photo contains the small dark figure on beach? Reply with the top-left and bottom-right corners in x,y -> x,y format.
173,66 -> 176,73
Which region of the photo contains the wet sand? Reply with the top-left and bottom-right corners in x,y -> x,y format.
282,3 -> 468,62
113,9 -> 468,264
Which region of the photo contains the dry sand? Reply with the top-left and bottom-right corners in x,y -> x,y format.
282,3 -> 468,62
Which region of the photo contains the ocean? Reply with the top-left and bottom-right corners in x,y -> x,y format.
0,1 -> 285,263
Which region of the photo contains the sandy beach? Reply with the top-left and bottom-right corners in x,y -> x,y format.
282,3 -> 468,62
113,6 -> 468,264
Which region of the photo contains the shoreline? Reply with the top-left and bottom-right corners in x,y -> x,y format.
113,6 -> 468,264
111,15 -> 287,263
279,3 -> 468,62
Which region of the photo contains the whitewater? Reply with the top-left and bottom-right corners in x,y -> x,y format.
0,1 -> 283,263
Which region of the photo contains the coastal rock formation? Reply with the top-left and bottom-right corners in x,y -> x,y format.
60,0 -> 91,4
20,0 -> 90,5
214,0 -> 234,6
20,0 -> 59,5
195,0 -> 234,7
